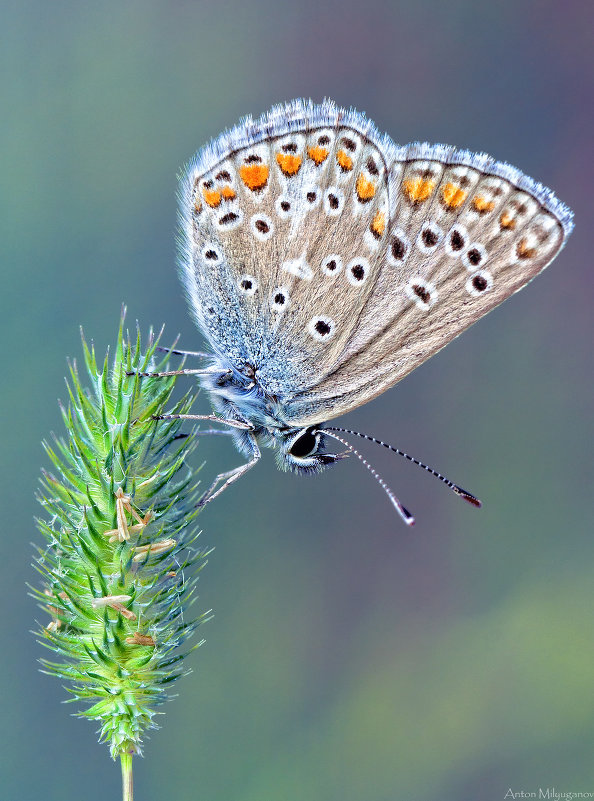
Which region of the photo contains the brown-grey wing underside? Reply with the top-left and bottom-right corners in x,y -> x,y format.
178,100 -> 572,426
284,148 -> 572,425
179,108 -> 393,397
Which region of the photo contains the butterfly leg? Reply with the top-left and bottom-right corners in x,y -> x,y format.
128,367 -> 231,379
198,432 -> 261,507
152,413 -> 252,431
156,346 -> 211,358
152,414 -> 258,502
191,429 -> 235,437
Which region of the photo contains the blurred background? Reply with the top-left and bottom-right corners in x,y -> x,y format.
2,1 -> 593,799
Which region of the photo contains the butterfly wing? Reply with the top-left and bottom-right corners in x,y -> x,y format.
179,101 -> 573,425
284,145 -> 573,424
179,100 -> 396,397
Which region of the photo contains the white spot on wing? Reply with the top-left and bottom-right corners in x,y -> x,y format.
416,221 -> 444,254
201,243 -> 221,264
271,286 -> 290,311
283,253 -> 313,281
387,227 -> 410,266
405,278 -> 438,309
302,185 -> 321,208
308,316 -> 336,342
323,187 -> 344,216
466,270 -> 493,296
238,274 -> 258,296
462,242 -> 487,271
321,254 -> 343,276
275,195 -> 294,218
445,224 -> 468,257
346,257 -> 370,286
217,209 -> 243,229
250,213 -> 274,241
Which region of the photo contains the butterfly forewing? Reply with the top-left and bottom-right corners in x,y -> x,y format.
179,100 -> 572,426
181,113 -> 392,394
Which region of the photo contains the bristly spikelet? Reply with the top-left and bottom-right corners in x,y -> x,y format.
32,313 -> 210,759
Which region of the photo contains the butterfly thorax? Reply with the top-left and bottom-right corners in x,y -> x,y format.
201,357 -> 288,427
200,358 -> 342,474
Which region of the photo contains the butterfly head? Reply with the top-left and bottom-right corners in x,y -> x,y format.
275,426 -> 346,475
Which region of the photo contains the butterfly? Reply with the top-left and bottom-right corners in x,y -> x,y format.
150,99 -> 573,525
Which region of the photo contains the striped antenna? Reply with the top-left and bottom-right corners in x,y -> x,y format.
318,429 -> 415,526
327,427 -> 482,509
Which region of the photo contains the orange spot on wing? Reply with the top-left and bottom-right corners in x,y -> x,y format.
276,153 -> 302,176
336,149 -> 353,171
356,174 -> 376,202
516,238 -> 537,259
441,182 -> 467,209
239,163 -> 269,191
202,187 -> 222,208
221,185 -> 236,200
307,145 -> 329,165
403,177 -> 435,204
500,211 -> 516,230
473,195 -> 496,213
370,211 -> 386,238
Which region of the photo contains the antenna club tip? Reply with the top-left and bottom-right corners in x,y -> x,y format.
400,506 -> 415,526
454,486 -> 482,508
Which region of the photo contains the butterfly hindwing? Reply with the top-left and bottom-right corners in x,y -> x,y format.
286,149 -> 571,424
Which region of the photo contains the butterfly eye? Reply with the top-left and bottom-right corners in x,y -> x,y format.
288,429 -> 319,459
